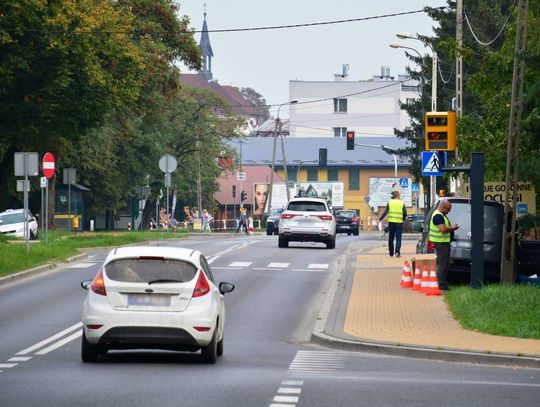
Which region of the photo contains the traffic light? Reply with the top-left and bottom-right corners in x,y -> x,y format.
319,148 -> 327,167
232,185 -> 236,198
240,190 -> 247,202
425,111 -> 456,151
346,131 -> 355,150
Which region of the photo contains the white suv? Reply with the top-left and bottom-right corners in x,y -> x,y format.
278,198 -> 336,249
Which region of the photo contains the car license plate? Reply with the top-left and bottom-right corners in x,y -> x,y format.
128,294 -> 171,307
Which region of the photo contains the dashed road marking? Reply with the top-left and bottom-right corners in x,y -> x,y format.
8,356 -> 31,362
229,262 -> 252,267
272,396 -> 299,404
308,264 -> 328,269
277,387 -> 301,394
16,322 -> 82,355
0,364 -> 18,368
267,263 -> 290,268
35,330 -> 82,355
66,263 -> 96,269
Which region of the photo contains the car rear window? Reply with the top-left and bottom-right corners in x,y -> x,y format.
287,201 -> 327,212
104,258 -> 198,283
337,211 -> 355,218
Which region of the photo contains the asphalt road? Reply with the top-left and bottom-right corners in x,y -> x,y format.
0,234 -> 538,406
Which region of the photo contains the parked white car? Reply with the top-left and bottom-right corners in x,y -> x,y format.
0,209 -> 38,239
80,246 -> 235,363
278,197 -> 337,249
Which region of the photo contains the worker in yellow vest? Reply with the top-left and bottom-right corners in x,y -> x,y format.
378,190 -> 407,257
429,200 -> 460,291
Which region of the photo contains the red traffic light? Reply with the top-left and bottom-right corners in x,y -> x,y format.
346,131 -> 355,150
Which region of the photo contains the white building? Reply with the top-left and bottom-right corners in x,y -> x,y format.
288,65 -> 420,138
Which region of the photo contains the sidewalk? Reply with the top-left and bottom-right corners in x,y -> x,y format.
313,236 -> 540,368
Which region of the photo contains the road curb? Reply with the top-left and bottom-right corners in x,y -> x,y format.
310,243 -> 540,369
0,253 -> 89,287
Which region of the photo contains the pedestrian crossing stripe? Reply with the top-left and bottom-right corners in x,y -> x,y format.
229,261 -> 252,267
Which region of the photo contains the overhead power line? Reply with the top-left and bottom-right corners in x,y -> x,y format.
194,8 -> 446,33
464,1 -> 517,46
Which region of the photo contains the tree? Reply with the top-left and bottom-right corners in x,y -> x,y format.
238,87 -> 270,124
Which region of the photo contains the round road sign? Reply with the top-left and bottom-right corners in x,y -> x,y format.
42,152 -> 55,179
159,154 -> 177,173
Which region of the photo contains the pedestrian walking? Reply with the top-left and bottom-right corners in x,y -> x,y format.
378,190 -> 407,257
429,199 -> 459,291
201,209 -> 212,232
236,208 -> 248,234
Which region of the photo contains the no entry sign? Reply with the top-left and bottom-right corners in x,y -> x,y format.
42,152 -> 55,179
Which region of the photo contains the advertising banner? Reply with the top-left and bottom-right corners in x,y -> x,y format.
253,183 -> 270,216
368,178 -> 413,208
268,182 -> 344,210
464,182 -> 536,216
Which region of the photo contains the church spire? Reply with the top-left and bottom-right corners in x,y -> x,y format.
199,4 -> 214,80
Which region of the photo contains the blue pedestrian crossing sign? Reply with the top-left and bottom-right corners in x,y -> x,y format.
411,183 -> 420,193
422,151 -> 445,176
399,178 -> 409,188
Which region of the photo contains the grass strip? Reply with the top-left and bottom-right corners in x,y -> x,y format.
0,230 -> 188,277
445,284 -> 540,339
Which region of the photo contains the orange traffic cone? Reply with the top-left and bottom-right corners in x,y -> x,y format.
425,266 -> 442,296
400,261 -> 413,288
412,266 -> 422,290
419,265 -> 430,294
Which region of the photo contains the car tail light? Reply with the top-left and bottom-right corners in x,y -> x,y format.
91,269 -> 107,296
312,215 -> 333,221
280,213 -> 299,220
193,326 -> 211,332
352,217 -> 358,223
86,324 -> 103,330
193,271 -> 210,297
427,240 -> 435,253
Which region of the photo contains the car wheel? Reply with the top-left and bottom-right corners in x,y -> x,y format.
353,230 -> 359,236
81,332 -> 99,363
347,231 -> 352,236
278,236 -> 288,248
30,230 -> 36,240
273,230 -> 278,236
217,333 -> 224,357
326,236 -> 336,249
201,327 -> 218,364
266,228 -> 272,236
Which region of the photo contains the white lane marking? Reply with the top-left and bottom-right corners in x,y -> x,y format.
229,261 -> 252,267
0,364 -> 18,368
207,256 -> 220,264
308,264 -> 328,269
35,330 -> 82,355
277,387 -> 301,395
252,268 -> 284,271
292,269 -> 327,272
66,263 -> 96,269
8,356 -> 32,362
288,351 -> 345,375
16,322 -> 82,355
269,404 -> 295,407
210,267 -> 243,270
281,380 -> 303,386
267,263 -> 289,268
273,396 -> 299,403
211,240 -> 259,258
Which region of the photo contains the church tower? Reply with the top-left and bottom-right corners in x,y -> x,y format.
199,7 -> 214,81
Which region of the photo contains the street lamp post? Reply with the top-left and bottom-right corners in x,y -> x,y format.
267,100 -> 298,216
391,37 -> 438,207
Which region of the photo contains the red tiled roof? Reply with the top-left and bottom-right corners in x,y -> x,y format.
180,73 -> 258,117
214,166 -> 284,205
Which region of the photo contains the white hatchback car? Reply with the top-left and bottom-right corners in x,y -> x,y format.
0,209 -> 38,239
278,197 -> 337,249
80,246 -> 235,363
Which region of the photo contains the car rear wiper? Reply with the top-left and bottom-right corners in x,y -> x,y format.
147,279 -> 184,285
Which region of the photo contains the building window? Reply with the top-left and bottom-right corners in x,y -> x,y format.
307,168 -> 318,181
327,168 -> 339,181
333,127 -> 347,138
348,169 -> 359,190
333,98 -> 347,113
288,167 -> 298,181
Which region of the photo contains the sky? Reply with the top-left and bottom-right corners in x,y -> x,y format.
178,0 -> 446,117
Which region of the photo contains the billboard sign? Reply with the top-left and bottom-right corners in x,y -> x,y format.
368,177 -> 413,209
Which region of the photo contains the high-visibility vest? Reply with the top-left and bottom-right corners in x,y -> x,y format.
429,209 -> 451,243
387,199 -> 405,223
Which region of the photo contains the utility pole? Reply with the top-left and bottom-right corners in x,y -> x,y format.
279,121 -> 291,202
454,0 -> 464,196
501,0 -> 529,283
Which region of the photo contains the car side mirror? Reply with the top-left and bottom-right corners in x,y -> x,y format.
81,280 -> 92,290
219,282 -> 235,295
